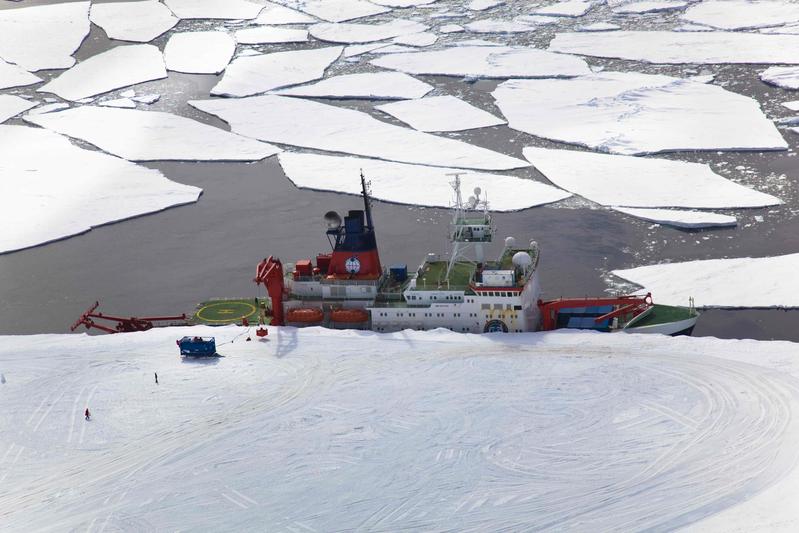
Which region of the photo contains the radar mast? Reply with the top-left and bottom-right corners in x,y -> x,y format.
444,174 -> 494,282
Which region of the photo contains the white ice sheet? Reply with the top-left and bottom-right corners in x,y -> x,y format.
163,0 -> 263,19
682,0 -> 799,30
534,0 -> 595,17
90,1 -> 178,43
235,26 -> 308,44
577,22 -> 620,31
612,207 -> 737,228
274,71 -> 433,99
760,66 -> 799,90
310,19 -> 427,43
164,32 -> 235,74
291,0 -> 391,23
376,95 -> 506,132
469,0 -> 504,9
98,97 -> 137,109
392,32 -> 438,47
464,19 -> 534,33
613,1 -> 687,14
253,2 -> 316,24
0,95 -> 35,124
0,59 -> 41,90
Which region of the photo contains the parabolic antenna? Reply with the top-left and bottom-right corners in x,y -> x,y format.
324,210 -> 342,229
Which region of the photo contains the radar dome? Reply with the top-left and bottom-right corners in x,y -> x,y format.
504,236 -> 516,248
324,210 -> 342,228
512,251 -> 533,269
473,186 -> 482,197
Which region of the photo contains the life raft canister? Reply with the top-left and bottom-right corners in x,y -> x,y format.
286,308 -> 324,323
330,308 -> 370,323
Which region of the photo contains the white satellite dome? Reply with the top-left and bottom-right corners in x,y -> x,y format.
512,251 -> 533,269
504,236 -> 516,248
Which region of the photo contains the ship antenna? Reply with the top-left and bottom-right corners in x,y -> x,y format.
360,169 -> 375,230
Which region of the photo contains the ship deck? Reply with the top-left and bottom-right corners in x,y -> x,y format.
627,304 -> 696,328
191,298 -> 267,326
413,261 -> 475,291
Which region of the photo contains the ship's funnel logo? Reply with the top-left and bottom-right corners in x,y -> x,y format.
345,256 -> 361,274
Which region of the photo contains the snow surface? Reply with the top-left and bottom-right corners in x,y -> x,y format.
37,45 -> 167,102
26,103 -> 69,116
190,95 -> 529,170
273,71 -> 433,99
523,147 -> 781,209
549,30 -> 799,64
89,1 -> 178,43
494,73 -> 788,155
3,325 -> 799,530
469,0 -> 504,9
0,1 -> 90,71
376,95 -> 506,132
163,0 -> 263,19
279,152 -> 569,210
613,207 -> 737,229
577,22 -> 621,31
612,253 -> 799,308
211,46 -> 342,97
252,2 -> 316,24
0,59 -> 41,90
98,97 -> 137,109
25,106 -> 280,162
0,126 -> 201,255
782,100 -> 799,111
613,0 -> 687,13
132,94 -> 160,105
164,32 -> 235,74
682,0 -> 799,30
439,23 -> 465,33
291,0 -> 392,23
760,66 -> 799,90
392,32 -> 438,47
534,0 -> 595,17
371,45 -> 590,78
0,95 -> 35,124
310,19 -> 427,44
371,0 -> 438,6
464,19 -> 534,33
235,26 -> 309,44
342,42 -> 393,57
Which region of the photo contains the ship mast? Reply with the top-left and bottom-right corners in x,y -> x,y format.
360,169 -> 375,231
444,174 -> 494,282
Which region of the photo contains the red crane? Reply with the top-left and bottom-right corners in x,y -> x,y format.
70,301 -> 188,334
538,293 -> 653,331
254,256 -> 285,326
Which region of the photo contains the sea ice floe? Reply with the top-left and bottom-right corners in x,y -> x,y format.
235,26 -> 308,44
464,19 -> 534,33
612,207 -> 737,229
253,2 -> 316,24
371,45 -> 417,54
439,24 -> 464,33
376,95 -> 506,132
523,147 -> 781,209
760,66 -> 799,90
190,95 -> 529,170
343,43 -> 392,57
0,126 -> 201,255
454,39 -> 504,46
278,152 -> 568,210
534,0 -> 595,17
0,1 -> 90,71
393,32 -> 438,47
782,100 -> 799,111
37,45 -> 167,102
291,0 -> 392,23
164,32 -> 235,74
494,72 -> 788,155
211,46 -> 342,97
25,106 -> 280,162
163,0 -> 263,19
371,45 -> 590,78
577,22 -> 621,31
0,95 -> 35,124
120,89 -> 136,99
469,0 -> 504,9
371,0 -> 438,6
132,94 -> 160,104
90,0 -> 178,43
310,19 -> 427,43
613,1 -> 688,14
0,59 -> 41,90
681,0 -> 799,31
611,253 -> 799,308
273,71 -> 433,99
549,30 -> 799,64
27,103 -> 70,115
98,97 -> 137,109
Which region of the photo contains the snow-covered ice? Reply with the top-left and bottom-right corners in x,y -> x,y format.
376,95 -> 506,132
0,95 -> 35,124
523,147 -> 782,209
279,152 -> 569,210
25,106 -> 280,162
782,100 -> 799,111
163,0 -> 263,19
164,32 -> 235,74
37,45 -> 167,102
0,1 -> 90,71
0,59 -> 41,90
612,207 -> 737,229
371,45 -> 591,78
682,0 -> 799,31
494,72 -> 788,155
534,0 -> 595,17
439,23 -> 464,33
98,97 -> 137,109
549,30 -> 799,64
371,0 -> 438,6
310,19 -> 427,43
371,45 -> 417,54
190,95 -> 529,170
469,0 -> 504,9
342,42 -> 393,57
253,2 -> 316,24
132,93 -> 160,105
760,66 -> 799,90
3,325 -> 799,530
612,253 -> 799,308
235,26 -> 309,44
26,103 -> 70,116
291,0 -> 392,23
464,19 -> 534,33
577,22 -> 621,31
613,0 -> 688,14
89,1 -> 178,43
211,46 -> 342,97
0,126 -> 201,254
392,32 -> 438,47
274,71 -> 433,99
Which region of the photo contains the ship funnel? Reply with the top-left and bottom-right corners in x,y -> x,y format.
324,210 -> 342,229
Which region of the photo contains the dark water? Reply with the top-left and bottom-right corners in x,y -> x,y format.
1,2 -> 798,341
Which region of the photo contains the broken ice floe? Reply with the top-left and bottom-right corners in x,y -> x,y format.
760,66 -> 799,90
37,45 -> 167,102
253,2 -> 316,24
371,45 -> 590,78
163,0 -> 263,19
469,0 -> 504,9
99,97 -> 137,109
132,94 -> 160,105
235,26 -> 309,44
89,0 -> 178,43
0,1 -> 90,71
0,59 -> 41,90
273,71 -> 433,99
493,72 -> 788,155
439,24 -> 465,33
611,253 -> 799,308
164,32 -> 235,74
613,1 -> 687,14
612,207 -> 737,229
26,103 -> 69,116
464,19 -> 534,33
190,95 -> 529,170
343,42 -> 392,57
278,152 -> 569,211
376,95 -> 506,132
393,32 -> 438,47
0,126 -> 201,255
290,0 -> 392,23
211,46 -> 342,97
549,30 -> 799,64
534,0 -> 595,17
782,101 -> 799,111
577,22 -> 621,31
310,19 -> 427,43
0,95 -> 35,124
371,45 -> 417,54
681,0 -> 799,31
25,106 -> 280,162
523,147 -> 781,209
371,0 -> 438,6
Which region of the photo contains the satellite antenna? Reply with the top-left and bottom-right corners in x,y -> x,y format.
324,210 -> 342,229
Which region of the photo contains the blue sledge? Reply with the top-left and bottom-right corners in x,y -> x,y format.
177,336 -> 217,357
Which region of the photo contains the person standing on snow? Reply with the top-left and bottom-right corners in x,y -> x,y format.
84,408 -> 90,421
154,372 -> 158,385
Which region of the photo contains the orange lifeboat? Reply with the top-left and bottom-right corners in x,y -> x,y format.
330,308 -> 370,323
286,307 -> 324,324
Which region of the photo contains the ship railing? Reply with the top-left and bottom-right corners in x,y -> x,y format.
320,276 -> 384,286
